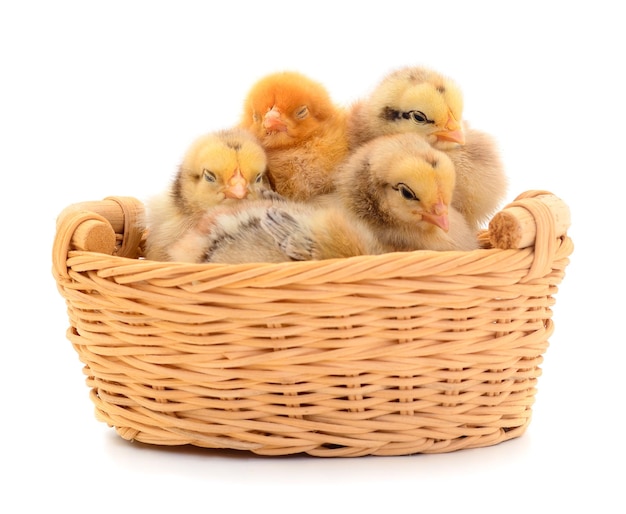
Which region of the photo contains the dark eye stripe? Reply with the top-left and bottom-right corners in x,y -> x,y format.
403,110 -> 434,124
380,107 -> 434,125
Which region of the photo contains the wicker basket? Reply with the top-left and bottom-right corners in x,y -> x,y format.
52,190 -> 573,457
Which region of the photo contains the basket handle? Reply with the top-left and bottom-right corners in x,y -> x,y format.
488,190 -> 571,281
52,196 -> 144,280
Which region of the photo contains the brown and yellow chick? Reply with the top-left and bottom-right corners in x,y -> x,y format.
239,70 -> 350,201
329,132 -> 480,252
143,127 -> 273,261
347,65 -> 507,230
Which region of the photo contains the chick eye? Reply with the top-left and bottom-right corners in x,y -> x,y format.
255,173 -> 264,184
252,111 -> 261,123
394,183 -> 418,201
203,169 -> 217,182
402,110 -> 433,125
295,106 -> 309,119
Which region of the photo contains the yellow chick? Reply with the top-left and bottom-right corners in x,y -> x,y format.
239,70 -> 350,201
329,132 -> 480,252
346,65 -> 507,230
143,127 -> 272,261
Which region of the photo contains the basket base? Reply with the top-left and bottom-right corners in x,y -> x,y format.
91,389 -> 532,457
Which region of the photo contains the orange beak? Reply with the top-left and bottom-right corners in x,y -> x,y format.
421,199 -> 449,232
224,168 -> 248,199
263,106 -> 288,133
433,111 -> 465,145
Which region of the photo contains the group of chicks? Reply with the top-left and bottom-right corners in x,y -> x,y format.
142,65 -> 508,264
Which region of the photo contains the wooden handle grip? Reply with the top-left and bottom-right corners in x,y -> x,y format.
488,193 -> 571,250
53,196 -> 144,280
54,196 -> 144,255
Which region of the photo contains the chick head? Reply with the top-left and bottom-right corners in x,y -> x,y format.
174,128 -> 269,214
240,71 -> 337,149
364,66 -> 465,149
342,133 -> 456,233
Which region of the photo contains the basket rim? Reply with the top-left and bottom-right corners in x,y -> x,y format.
53,190 -> 573,287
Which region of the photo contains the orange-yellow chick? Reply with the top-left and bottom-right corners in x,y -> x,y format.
329,132 -> 479,252
239,70 -> 350,201
347,65 -> 507,230
143,127 -> 272,261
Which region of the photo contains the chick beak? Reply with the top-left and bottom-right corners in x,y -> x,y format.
433,111 -> 465,145
421,200 -> 450,232
263,106 -> 288,133
224,168 -> 249,199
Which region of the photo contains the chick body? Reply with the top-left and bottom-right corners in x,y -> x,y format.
167,198 -> 383,264
445,123 -> 507,230
143,127 -> 271,261
240,71 -> 350,201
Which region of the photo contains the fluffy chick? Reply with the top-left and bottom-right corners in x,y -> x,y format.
346,65 -> 507,230
167,199 -> 383,264
143,127 -> 272,261
328,132 -> 479,252
239,70 -> 350,201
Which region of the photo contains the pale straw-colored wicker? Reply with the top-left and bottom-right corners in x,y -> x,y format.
52,190 -> 573,457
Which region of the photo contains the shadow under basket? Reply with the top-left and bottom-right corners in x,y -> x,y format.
52,190 -> 573,457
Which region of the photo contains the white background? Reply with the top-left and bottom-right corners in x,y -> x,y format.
2,1 -> 623,512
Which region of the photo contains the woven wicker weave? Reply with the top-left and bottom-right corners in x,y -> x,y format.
52,190 -> 573,457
